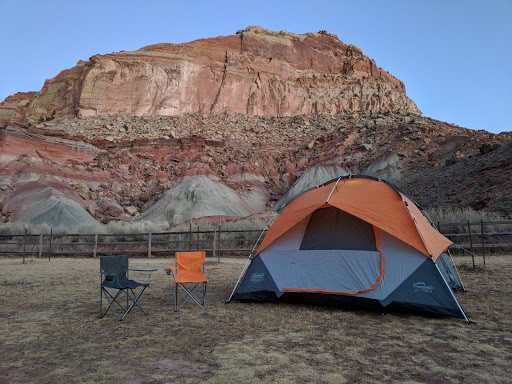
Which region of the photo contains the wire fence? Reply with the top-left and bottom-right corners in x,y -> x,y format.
1,220 -> 510,265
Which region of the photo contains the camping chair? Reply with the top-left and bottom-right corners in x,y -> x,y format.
100,254 -> 157,321
164,251 -> 218,311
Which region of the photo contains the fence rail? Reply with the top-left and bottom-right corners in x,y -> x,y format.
0,228 -> 268,262
1,220 -> 510,266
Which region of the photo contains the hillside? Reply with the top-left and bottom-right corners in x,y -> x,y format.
0,27 -> 510,229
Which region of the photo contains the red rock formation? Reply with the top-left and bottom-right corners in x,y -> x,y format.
0,92 -> 37,124
0,27 -> 510,228
0,27 -> 419,126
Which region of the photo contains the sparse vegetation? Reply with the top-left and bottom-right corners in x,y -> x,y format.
0,222 -> 52,235
1,255 -> 511,383
39,110 -> 56,123
426,206 -> 508,224
445,156 -> 457,166
480,143 -> 501,154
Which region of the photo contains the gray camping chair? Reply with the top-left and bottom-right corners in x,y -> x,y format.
100,255 -> 157,320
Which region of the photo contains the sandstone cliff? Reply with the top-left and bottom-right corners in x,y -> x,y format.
1,27 -> 419,126
0,27 -> 510,230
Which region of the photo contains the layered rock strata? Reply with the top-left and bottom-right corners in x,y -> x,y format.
1,27 -> 419,126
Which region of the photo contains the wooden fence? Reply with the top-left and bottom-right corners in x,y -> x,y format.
437,219 -> 512,268
1,220 -> 510,265
0,227 -> 268,262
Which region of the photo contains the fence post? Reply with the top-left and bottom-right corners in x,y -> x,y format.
23,224 -> 27,264
468,217 -> 474,271
218,219 -> 222,260
213,228 -> 218,262
480,217 -> 486,265
48,228 -> 52,261
189,220 -> 193,251
38,233 -> 43,258
147,232 -> 152,258
93,234 -> 98,258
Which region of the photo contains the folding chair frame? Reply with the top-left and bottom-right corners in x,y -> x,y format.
165,251 -> 218,311
168,267 -> 215,311
100,267 -> 156,321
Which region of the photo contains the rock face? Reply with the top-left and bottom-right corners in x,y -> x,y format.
0,92 -> 37,125
398,141 -> 512,214
1,26 -> 419,125
0,27 -> 510,230
274,164 -> 351,210
137,175 -> 264,226
4,181 -> 103,233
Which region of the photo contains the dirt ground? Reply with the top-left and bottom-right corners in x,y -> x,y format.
1,255 -> 511,384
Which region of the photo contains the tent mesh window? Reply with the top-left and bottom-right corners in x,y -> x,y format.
300,207 -> 377,251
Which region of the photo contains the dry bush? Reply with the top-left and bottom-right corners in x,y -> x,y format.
104,221 -> 165,235
426,207 -> 511,232
0,222 -> 53,235
1,255 -> 511,383
426,207 -> 507,223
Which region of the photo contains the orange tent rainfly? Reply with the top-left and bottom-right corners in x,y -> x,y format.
229,175 -> 468,321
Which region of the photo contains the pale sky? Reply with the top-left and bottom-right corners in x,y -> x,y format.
0,0 -> 510,133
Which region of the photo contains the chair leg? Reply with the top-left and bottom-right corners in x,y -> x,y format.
100,287 -> 126,320
175,282 -> 207,311
127,288 -> 148,314
121,286 -> 148,320
174,282 -> 178,312
100,286 -> 102,318
101,286 -> 149,320
203,282 -> 207,309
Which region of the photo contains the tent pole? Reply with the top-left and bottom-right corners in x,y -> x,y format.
326,176 -> 342,203
226,211 -> 278,303
402,199 -> 470,319
226,256 -> 252,304
403,199 -> 467,295
403,201 -> 434,258
434,261 -> 470,322
447,249 -> 466,292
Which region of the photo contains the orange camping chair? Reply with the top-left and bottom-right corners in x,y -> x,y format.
164,251 -> 218,311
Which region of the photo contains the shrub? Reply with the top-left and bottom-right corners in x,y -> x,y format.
480,143 -> 492,154
425,207 -> 512,234
445,157 -> 457,166
480,143 -> 500,155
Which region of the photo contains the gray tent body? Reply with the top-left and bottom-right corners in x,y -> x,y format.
232,207 -> 466,319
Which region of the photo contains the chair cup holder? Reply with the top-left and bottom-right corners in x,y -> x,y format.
166,270 -> 171,275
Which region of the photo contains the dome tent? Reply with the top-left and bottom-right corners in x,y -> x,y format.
229,175 -> 467,320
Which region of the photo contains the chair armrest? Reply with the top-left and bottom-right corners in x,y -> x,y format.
203,265 -> 219,269
164,266 -> 178,276
129,269 -> 158,272
128,269 -> 157,284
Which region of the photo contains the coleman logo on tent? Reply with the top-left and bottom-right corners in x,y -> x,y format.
250,273 -> 265,283
413,282 -> 435,293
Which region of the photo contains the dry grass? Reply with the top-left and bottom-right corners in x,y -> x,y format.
1,255 -> 511,383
